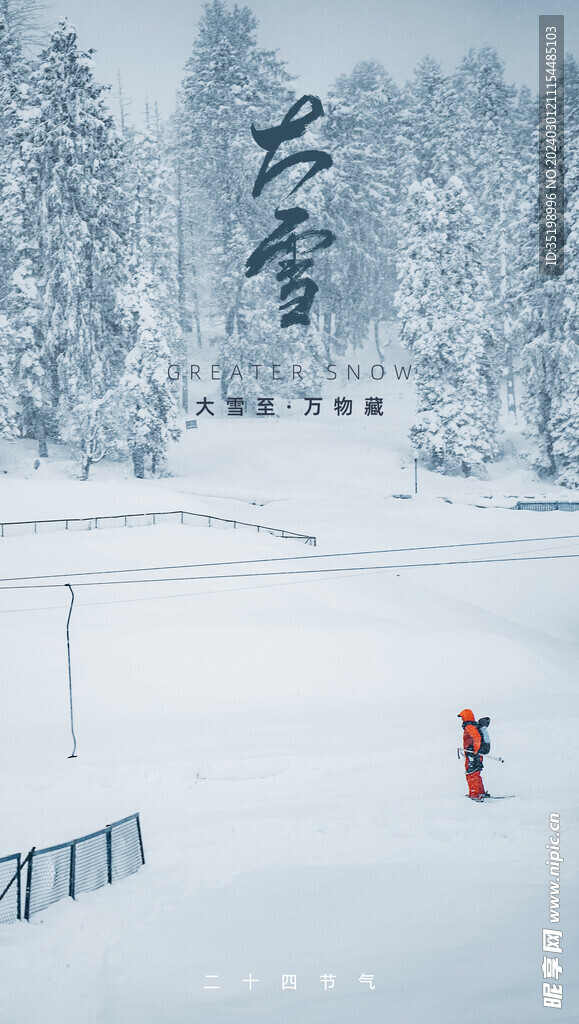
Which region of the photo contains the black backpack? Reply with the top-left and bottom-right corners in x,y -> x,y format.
476,717 -> 491,755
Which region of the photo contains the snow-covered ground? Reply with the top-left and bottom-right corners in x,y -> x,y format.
0,388 -> 578,1023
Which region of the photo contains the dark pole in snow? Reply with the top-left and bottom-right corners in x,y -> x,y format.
414,458 -> 418,494
66,583 -> 77,758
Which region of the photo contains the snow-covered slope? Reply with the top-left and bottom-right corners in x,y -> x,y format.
0,406 -> 577,1024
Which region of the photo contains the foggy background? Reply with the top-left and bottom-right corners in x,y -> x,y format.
46,0 -> 579,123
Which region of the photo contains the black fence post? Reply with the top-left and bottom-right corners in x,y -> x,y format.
16,853 -> 21,920
23,848 -> 35,921
69,844 -> 76,899
136,814 -> 145,866
106,829 -> 113,885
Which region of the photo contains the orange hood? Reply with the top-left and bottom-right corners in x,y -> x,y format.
458,708 -> 475,722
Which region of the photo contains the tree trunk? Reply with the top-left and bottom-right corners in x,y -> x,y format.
321,309 -> 333,364
132,447 -> 145,479
192,293 -> 202,347
36,409 -> 48,458
176,169 -> 188,414
182,369 -> 189,415
374,319 -> 385,363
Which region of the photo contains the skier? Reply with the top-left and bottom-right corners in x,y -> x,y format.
458,708 -> 487,800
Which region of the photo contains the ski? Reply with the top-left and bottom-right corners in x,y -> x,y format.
465,794 -> 515,800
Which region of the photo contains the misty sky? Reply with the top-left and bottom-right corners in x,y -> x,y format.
44,0 -> 578,125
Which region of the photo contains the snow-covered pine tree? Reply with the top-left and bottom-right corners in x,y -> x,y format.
170,115 -> 201,414
119,271 -> 181,477
22,20 -> 128,477
179,1 -> 298,399
452,47 -> 522,389
395,57 -> 465,380
0,314 -> 18,439
399,56 -> 460,189
0,0 -> 46,45
395,176 -> 501,475
0,13 -> 45,449
0,18 -> 21,440
518,54 -> 579,484
118,121 -> 181,477
499,84 -> 537,420
314,60 -> 400,358
551,55 -> 579,486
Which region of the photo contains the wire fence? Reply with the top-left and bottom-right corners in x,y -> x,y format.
0,814 -> 144,924
0,853 -> 21,924
515,501 -> 579,512
0,510 -> 316,545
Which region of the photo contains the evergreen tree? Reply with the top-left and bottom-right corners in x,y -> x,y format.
179,1 -> 297,399
551,55 -> 579,486
395,176 -> 501,475
399,56 -> 460,188
0,15 -> 45,450
0,314 -> 18,439
119,272 -> 180,477
452,47 -> 521,382
22,19 -> 129,476
519,55 -> 579,483
315,60 -> 400,357
500,84 -> 536,419
118,121 -> 181,477
0,0 -> 46,45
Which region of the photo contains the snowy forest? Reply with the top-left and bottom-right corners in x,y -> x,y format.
0,0 -> 578,482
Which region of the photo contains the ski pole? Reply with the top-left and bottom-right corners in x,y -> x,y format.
457,747 -> 504,763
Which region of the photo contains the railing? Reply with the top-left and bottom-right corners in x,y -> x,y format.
0,813 -> 144,924
0,510 -> 316,545
515,501 -> 579,512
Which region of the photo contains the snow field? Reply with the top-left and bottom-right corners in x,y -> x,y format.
0,482 -> 577,1023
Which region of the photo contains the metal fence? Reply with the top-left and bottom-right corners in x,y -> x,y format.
0,853 -> 21,924
0,509 -> 316,545
24,813 -> 144,920
515,501 -> 579,512
0,813 -> 144,924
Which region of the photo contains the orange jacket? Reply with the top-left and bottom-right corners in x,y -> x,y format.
458,708 -> 481,754
462,722 -> 481,754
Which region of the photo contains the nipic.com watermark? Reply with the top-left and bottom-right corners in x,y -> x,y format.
542,812 -> 564,1009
